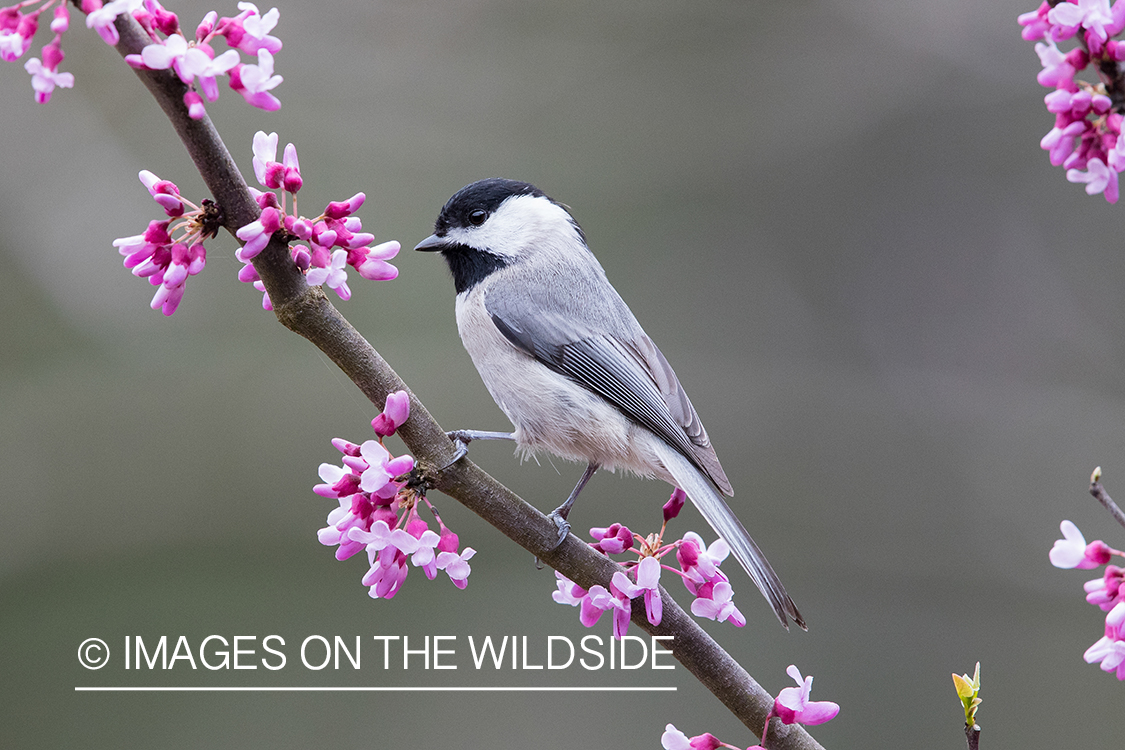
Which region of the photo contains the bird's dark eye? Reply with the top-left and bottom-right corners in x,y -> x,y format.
468,209 -> 487,227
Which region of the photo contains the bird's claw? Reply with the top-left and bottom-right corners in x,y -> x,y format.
548,511 -> 571,550
532,514 -> 569,569
439,432 -> 469,471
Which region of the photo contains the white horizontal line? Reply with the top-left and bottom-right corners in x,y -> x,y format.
75,686 -> 676,692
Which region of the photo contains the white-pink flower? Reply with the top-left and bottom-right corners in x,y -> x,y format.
690,580 -> 745,626
1048,0 -> 1115,43
86,0 -> 143,46
1050,519 -> 1104,569
182,47 -> 240,100
306,248 -> 352,300
0,22 -> 32,62
612,556 -> 662,626
230,48 -> 282,110
1067,157 -> 1119,202
552,571 -> 585,606
356,439 -> 413,496
1083,602 -> 1125,679
436,547 -> 476,588
235,206 -> 281,259
773,665 -> 841,726
23,57 -> 74,104
251,130 -> 279,186
229,2 -> 281,54
681,531 -> 731,583
660,725 -> 692,750
371,390 -> 410,437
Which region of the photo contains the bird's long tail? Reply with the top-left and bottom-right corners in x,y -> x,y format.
653,441 -> 805,631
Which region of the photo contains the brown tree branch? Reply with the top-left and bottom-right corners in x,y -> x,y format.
104,11 -> 825,749
964,723 -> 980,750
1089,467 -> 1125,532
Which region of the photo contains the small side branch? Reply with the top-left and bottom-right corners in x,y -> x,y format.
1090,467 -> 1125,532
964,723 -> 980,750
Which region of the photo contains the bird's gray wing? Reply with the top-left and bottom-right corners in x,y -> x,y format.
484,291 -> 732,495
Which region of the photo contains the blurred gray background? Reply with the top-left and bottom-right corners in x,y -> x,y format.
3,0 -> 1124,747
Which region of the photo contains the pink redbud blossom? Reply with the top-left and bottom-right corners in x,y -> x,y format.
184,46 -> 240,100
218,2 -> 281,55
581,583 -> 632,638
281,142 -> 301,193
773,665 -> 841,726
195,9 -> 217,40
403,518 -> 441,578
291,244 -> 311,271
613,555 -> 663,626
23,56 -> 73,103
306,248 -> 352,300
1083,601 -> 1125,679
679,531 -> 732,590
1035,39 -> 1077,89
660,725 -> 726,750
1019,2 -> 1052,40
591,523 -> 634,554
1048,0 -> 1115,45
1067,157 -> 1120,202
1086,565 -> 1125,611
86,0 -> 143,46
251,130 -> 279,186
142,0 -> 177,36
1050,520 -> 1108,569
51,5 -> 70,33
372,390 -> 410,437
663,488 -> 687,521
353,240 -> 401,281
436,546 -> 476,588
235,205 -> 281,259
325,192 -> 366,219
139,169 -> 186,216
183,90 -> 205,119
228,48 -> 281,110
0,10 -> 34,62
358,440 -> 414,496
1040,120 -> 1086,166
690,580 -> 745,626
552,571 -> 586,606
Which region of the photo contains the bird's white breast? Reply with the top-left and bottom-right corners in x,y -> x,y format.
454,280 -> 666,480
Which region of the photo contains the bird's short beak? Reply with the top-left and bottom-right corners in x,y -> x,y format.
414,234 -> 447,252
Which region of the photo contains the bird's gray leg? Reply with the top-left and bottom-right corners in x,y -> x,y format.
442,429 -> 516,467
548,462 -> 599,547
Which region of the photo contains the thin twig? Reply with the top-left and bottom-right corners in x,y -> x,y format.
1089,467 -> 1125,532
964,723 -> 980,750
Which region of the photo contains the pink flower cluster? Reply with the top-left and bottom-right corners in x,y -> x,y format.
2,0 -> 82,103
112,170 -> 221,315
1019,0 -> 1125,202
236,131 -> 400,310
1,0 -> 281,111
661,665 -> 839,750
1050,519 -> 1125,678
551,489 -> 748,639
124,1 -> 282,120
314,392 -> 477,599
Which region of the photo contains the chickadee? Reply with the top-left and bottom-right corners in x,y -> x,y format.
415,178 -> 804,630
